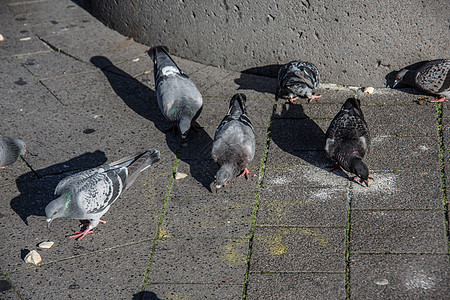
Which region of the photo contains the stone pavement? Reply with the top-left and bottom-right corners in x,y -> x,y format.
0,0 -> 448,299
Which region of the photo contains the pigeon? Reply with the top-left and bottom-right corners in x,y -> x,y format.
45,149 -> 160,240
149,46 -> 203,139
0,136 -> 25,168
325,98 -> 371,186
212,93 -> 256,189
393,59 -> 450,102
276,61 -> 321,103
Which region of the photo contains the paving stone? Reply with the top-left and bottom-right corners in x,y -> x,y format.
351,171 -> 443,209
250,227 -> 346,272
6,242 -> 152,300
142,284 -> 243,300
162,195 -> 254,238
16,50 -> 97,79
246,272 -> 346,300
350,254 -> 450,299
258,186 -> 348,227
367,136 -> 440,171
350,210 -> 447,253
149,237 -> 248,284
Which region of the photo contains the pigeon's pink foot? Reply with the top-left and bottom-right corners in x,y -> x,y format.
239,168 -> 255,179
428,97 -> 448,103
69,228 -> 94,240
288,97 -> 299,104
327,164 -> 343,173
308,93 -> 322,102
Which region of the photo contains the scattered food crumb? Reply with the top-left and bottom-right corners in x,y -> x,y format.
24,250 -> 42,265
19,37 -> 31,41
0,34 -> 4,42
375,279 -> 389,285
363,87 -> 374,94
93,114 -> 103,119
132,58 -> 140,62
38,241 -> 54,249
175,172 -> 188,180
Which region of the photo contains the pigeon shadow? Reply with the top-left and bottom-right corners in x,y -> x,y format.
10,150 -> 107,225
234,65 -> 280,95
90,56 -> 215,192
385,60 -> 429,93
270,103 -> 348,180
132,291 -> 162,300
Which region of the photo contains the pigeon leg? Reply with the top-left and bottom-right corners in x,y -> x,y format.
190,122 -> 204,132
239,168 -> 256,179
428,97 -> 448,103
308,93 -> 322,102
69,227 -> 94,240
327,164 -> 343,173
288,97 -> 299,104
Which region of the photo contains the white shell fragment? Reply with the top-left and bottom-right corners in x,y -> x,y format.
132,58 -> 140,62
38,241 -> 54,249
24,250 -> 42,265
0,34 -> 4,42
19,37 -> 31,41
375,279 -> 389,285
363,87 -> 374,94
175,172 -> 188,180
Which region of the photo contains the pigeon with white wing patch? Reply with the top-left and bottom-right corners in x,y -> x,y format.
149,46 -> 203,139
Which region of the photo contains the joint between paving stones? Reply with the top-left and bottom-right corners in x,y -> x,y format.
436,103 -> 450,257
140,154 -> 180,293
242,102 -> 276,299
345,184 -> 352,300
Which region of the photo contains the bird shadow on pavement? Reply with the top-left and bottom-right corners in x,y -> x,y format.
10,150 -> 107,225
90,56 -> 215,192
270,103 -> 348,180
132,291 -> 162,300
234,65 -> 280,95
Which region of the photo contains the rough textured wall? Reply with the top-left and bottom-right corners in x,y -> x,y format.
79,0 -> 450,87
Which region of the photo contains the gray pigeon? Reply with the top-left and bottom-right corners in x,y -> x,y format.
0,136 -> 25,168
45,149 -> 160,240
393,59 -> 450,102
212,93 -> 255,189
149,46 -> 203,139
276,61 -> 321,103
325,98 -> 371,186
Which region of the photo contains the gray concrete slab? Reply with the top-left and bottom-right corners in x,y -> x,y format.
351,171 -> 443,209
6,242 -> 152,300
350,254 -> 450,299
143,284 -> 243,300
246,272 -> 346,300
350,210 -> 447,253
250,227 -> 346,272
257,186 -> 348,227
148,237 -> 248,284
162,195 -> 254,238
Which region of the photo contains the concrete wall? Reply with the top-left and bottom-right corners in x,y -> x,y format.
79,0 -> 450,87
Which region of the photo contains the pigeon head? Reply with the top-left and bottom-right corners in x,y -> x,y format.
393,69 -> 413,88
215,165 -> 233,190
45,195 -> 69,228
350,159 -> 370,187
178,115 -> 191,139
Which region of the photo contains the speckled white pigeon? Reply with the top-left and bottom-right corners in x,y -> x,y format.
276,61 -> 321,103
325,98 -> 371,186
393,59 -> 450,102
149,46 -> 203,138
0,136 -> 25,168
45,149 -> 160,240
212,93 -> 255,189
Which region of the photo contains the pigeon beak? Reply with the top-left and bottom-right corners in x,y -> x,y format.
363,179 -> 369,187
46,218 -> 53,229
392,79 -> 399,88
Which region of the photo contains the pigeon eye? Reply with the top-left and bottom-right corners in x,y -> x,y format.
53,212 -> 57,215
